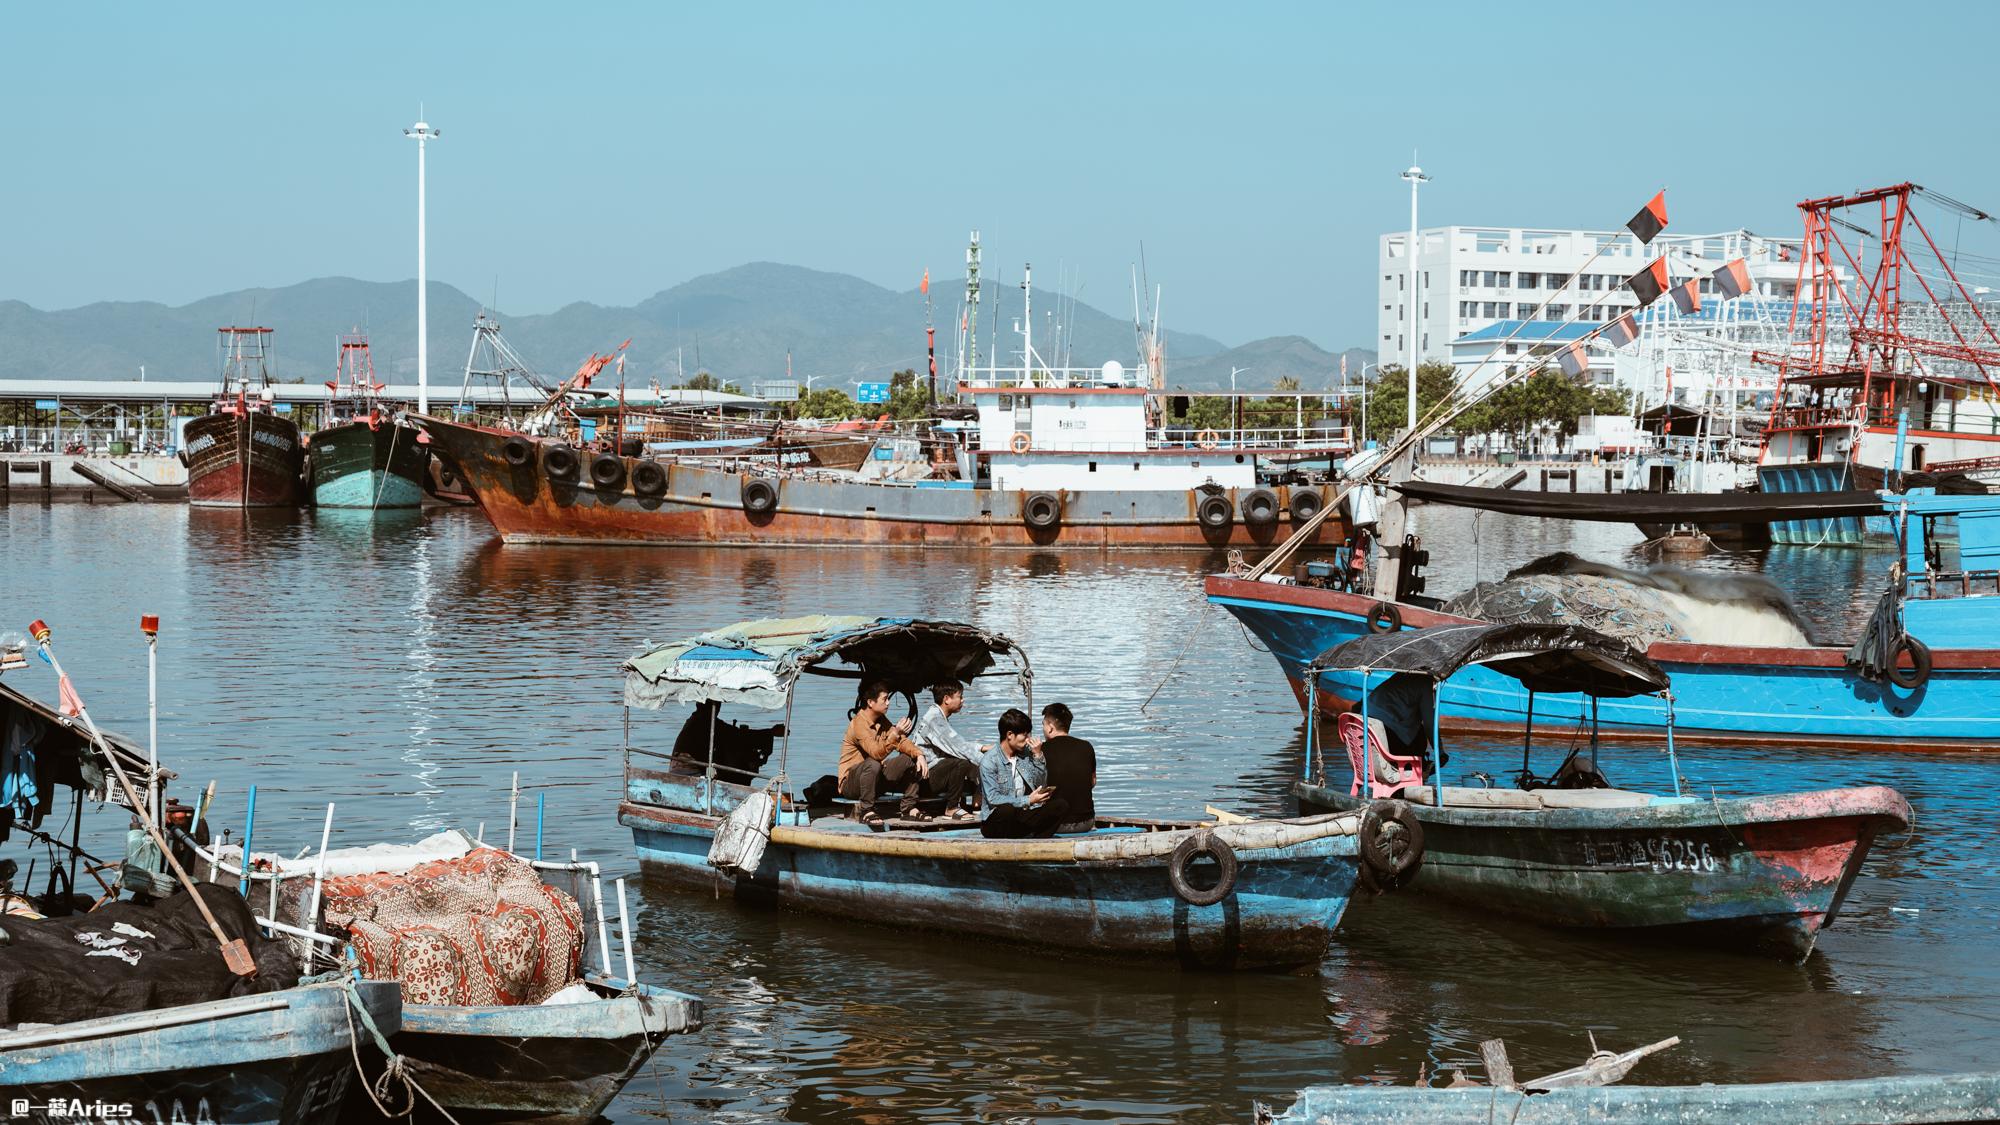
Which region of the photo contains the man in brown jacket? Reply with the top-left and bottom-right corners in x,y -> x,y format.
838,680 -> 927,826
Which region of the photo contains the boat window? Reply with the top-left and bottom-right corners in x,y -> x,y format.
1088,461 -> 1097,472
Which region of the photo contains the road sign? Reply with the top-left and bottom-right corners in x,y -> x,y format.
856,382 -> 890,404
33,400 -> 58,410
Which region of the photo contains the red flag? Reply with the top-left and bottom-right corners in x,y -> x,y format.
1714,258 -> 1752,299
57,673 -> 85,718
1670,278 -> 1701,316
920,269 -> 930,296
1627,258 -> 1670,307
1626,191 -> 1668,244
1603,310 -> 1640,347
1557,343 -> 1589,377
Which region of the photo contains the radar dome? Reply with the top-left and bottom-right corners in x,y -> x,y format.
1100,360 -> 1126,386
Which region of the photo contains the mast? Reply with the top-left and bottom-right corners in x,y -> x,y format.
963,232 -> 981,379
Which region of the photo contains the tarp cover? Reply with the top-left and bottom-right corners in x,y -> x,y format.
623,616 -> 1027,711
1309,622 -> 1670,698
1394,480 -> 1888,524
0,884 -> 299,1027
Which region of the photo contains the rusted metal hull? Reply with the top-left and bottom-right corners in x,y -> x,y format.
183,411 -> 305,508
419,415 -> 1344,549
1297,782 -> 1908,960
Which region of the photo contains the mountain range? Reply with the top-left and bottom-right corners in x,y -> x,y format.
0,263 -> 1373,393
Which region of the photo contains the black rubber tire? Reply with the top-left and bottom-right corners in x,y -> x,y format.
1366,601 -> 1402,634
501,437 -> 532,466
1359,799 -> 1425,881
543,444 -> 580,482
1887,635 -> 1933,691
631,459 -> 667,498
1166,831 -> 1238,907
1022,491 -> 1062,530
590,453 -> 626,489
1240,488 -> 1280,526
1290,487 -> 1323,522
742,477 -> 779,514
1197,493 -> 1233,529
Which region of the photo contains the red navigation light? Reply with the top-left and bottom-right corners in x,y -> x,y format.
140,615 -> 160,636
28,620 -> 49,644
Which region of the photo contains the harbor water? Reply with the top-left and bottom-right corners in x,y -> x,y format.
3,502 -> 1994,1123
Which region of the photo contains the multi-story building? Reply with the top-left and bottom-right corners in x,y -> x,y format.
1378,226 -> 1806,393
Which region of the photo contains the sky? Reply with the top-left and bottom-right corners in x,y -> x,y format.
4,1 -> 1998,351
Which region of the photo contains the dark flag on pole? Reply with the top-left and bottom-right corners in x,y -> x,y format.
1670,278 -> 1702,315
1557,342 -> 1589,377
1714,258 -> 1752,299
1603,310 -> 1640,347
1627,258 -> 1670,306
1626,191 -> 1668,244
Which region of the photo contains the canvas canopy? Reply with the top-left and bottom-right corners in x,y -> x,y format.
1308,622 -> 1669,699
623,615 -> 1028,711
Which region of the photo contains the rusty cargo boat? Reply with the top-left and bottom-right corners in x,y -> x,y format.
183,327 -> 305,508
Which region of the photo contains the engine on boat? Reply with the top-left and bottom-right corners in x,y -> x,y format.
1443,551 -> 1815,649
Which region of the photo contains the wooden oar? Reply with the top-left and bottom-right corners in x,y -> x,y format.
29,621 -> 258,977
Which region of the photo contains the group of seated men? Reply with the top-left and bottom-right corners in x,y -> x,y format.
837,679 -> 1095,838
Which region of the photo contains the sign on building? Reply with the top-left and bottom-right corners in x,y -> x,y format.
752,380 -> 802,401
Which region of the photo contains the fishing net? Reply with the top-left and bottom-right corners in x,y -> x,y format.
293,847 -> 585,1006
1443,574 -> 1691,649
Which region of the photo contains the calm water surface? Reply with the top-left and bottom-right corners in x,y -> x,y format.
2,502 -> 1993,1123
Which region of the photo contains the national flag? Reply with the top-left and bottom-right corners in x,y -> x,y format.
1603,310 -> 1640,347
1626,190 -> 1668,244
57,673 -> 85,718
920,269 -> 930,296
1714,258 -> 1752,299
1557,343 -> 1589,377
1627,258 -> 1670,307
1670,278 -> 1702,316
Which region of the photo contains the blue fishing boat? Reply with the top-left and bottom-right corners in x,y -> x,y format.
1289,622 -> 1909,960
0,978 -> 400,1125
616,616 -> 1419,970
1211,487 -> 2000,749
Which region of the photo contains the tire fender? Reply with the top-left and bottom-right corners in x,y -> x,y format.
1887,635 -> 1933,691
1366,601 -> 1402,634
1166,830 -> 1238,907
1358,799 -> 1424,883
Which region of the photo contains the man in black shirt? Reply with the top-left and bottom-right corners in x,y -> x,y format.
1038,702 -> 1096,834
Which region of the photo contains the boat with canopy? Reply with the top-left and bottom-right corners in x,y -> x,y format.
615,615 -> 1420,970
1290,621 -> 1910,960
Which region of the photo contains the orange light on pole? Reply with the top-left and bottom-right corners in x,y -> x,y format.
141,615 -> 160,637
28,620 -> 49,645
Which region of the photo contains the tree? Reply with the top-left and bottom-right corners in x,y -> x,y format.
1360,361 -> 1458,443
677,371 -> 743,395
788,388 -> 858,421
885,368 -> 933,421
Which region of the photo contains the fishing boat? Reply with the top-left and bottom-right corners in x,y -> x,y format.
615,616 -> 1419,971
307,332 -> 430,509
1288,621 -> 1910,960
1211,485 -> 2000,749
182,326 -> 305,507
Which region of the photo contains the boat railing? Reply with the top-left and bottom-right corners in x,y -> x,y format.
1908,569 -> 2000,599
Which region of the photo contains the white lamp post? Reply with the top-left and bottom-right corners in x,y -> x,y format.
405,116 -> 442,414
1401,163 -> 1430,433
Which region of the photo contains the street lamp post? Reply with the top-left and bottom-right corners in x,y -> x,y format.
1401,162 -> 1430,434
405,115 -> 442,415
1229,367 -> 1251,442
1358,362 -> 1381,447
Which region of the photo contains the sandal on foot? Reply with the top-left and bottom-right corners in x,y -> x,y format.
859,811 -> 886,828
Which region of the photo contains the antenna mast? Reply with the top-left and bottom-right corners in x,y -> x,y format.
963,231 -> 982,379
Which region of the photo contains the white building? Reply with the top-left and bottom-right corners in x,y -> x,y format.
1379,225 -> 1807,390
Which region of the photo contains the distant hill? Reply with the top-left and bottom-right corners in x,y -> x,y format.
1166,336 -> 1377,392
0,263 -> 1242,388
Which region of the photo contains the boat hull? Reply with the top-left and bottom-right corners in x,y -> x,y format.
308,418 -> 431,509
0,979 -> 398,1125
420,416 -> 1345,550
183,411 -> 305,507
619,775 -> 1365,970
1206,575 -> 2000,749
391,980 -> 700,1125
1296,783 -> 1907,960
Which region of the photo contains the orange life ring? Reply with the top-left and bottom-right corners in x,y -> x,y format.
1010,432 -> 1032,454
1196,429 -> 1220,450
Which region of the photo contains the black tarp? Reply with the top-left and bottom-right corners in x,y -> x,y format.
1308,622 -> 1669,698
0,883 -> 299,1027
1393,480 -> 1889,524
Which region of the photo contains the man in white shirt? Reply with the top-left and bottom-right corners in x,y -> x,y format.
910,680 -> 982,820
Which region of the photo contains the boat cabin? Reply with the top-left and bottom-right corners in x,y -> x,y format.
1898,488 -> 2000,649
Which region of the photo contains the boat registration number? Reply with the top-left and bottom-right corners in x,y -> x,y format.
1579,835 -> 1721,873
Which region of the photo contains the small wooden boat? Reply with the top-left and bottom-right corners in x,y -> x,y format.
618,616 -> 1418,971
1290,621 -> 1910,960
0,979 -> 400,1125
1260,1070 -> 2000,1124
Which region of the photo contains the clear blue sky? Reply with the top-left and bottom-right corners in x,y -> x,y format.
4,1 -> 1996,350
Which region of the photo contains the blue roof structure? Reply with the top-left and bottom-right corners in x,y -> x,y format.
1453,320 -> 1598,345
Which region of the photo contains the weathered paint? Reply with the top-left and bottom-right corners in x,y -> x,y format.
308,418 -> 432,509
619,768 -> 1367,971
0,979 -> 398,1125
1267,1071 -> 2000,1125
391,978 -> 701,1124
183,411 -> 305,508
1206,575 -> 2000,749
1296,782 -> 1909,960
420,416 -> 1346,550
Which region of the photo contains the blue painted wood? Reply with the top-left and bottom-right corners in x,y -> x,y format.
1760,464 -> 1893,545
0,979 -> 398,1125
1267,1071 -> 2000,1124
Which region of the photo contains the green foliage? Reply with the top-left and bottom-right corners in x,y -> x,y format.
676,371 -> 743,395
1359,361 -> 1458,443
1359,359 -> 1631,446
787,387 -> 858,421
886,368 -> 935,420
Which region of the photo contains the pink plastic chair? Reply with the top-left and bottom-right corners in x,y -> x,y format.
1338,711 -> 1426,798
